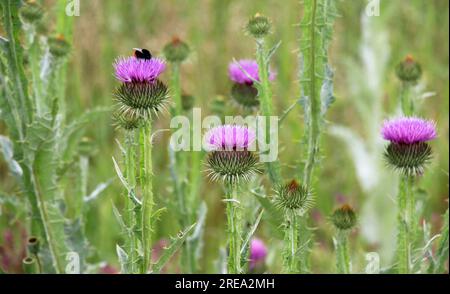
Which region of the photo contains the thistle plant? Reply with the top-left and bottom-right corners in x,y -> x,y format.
396,55 -> 422,116
113,51 -> 168,273
204,125 -> 260,273
381,117 -> 437,273
331,204 -> 357,274
245,13 -> 282,184
274,179 -> 313,273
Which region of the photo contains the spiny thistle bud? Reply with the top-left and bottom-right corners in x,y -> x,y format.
331,204 -> 357,230
231,83 -> 259,109
246,13 -> 271,39
26,236 -> 40,255
205,125 -> 260,184
274,179 -> 313,214
382,117 -> 436,176
48,35 -> 71,58
19,1 -> 44,24
113,55 -> 168,120
395,55 -> 422,84
163,37 -> 190,63
113,109 -> 142,130
181,94 -> 195,111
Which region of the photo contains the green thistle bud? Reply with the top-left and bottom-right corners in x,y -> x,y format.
26,236 -> 40,255
384,142 -> 432,176
20,1 -> 44,24
113,109 -> 142,130
231,83 -> 259,109
115,79 -> 169,120
395,55 -> 422,84
181,94 -> 195,111
163,37 -> 190,63
206,150 -> 260,185
48,35 -> 71,58
246,13 -> 271,39
274,180 -> 313,214
331,204 -> 357,230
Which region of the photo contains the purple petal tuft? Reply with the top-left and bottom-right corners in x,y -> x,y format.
228,59 -> 275,85
114,56 -> 166,83
381,117 -> 437,144
205,125 -> 256,151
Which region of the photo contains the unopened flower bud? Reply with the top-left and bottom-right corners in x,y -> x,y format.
163,37 -> 190,63
395,55 -> 422,84
246,13 -> 271,39
331,204 -> 357,230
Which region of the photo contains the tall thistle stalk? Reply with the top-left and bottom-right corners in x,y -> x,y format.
296,0 -> 337,272
245,14 -> 282,184
112,51 -> 168,273
163,38 -> 198,273
381,117 -> 437,273
205,125 -> 259,273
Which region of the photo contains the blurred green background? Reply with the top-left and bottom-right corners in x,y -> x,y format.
1,0 -> 448,273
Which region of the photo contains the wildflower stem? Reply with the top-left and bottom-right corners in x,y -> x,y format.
140,121 -> 154,273
335,230 -> 350,274
125,130 -> 137,273
283,211 -> 299,273
169,61 -> 195,273
302,0 -> 319,189
400,83 -> 414,116
226,184 -> 242,274
255,38 -> 282,184
397,175 -> 414,273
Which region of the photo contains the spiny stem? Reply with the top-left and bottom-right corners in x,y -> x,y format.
335,230 -> 350,274
303,0 -> 319,188
125,130 -> 137,273
400,82 -> 415,116
283,211 -> 299,273
397,175 -> 414,274
226,184 -> 242,274
140,121 -> 154,273
255,38 -> 282,184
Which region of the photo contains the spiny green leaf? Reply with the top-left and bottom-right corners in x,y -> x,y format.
151,223 -> 196,273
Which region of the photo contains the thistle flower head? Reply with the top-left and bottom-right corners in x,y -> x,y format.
20,1 -> 44,24
48,35 -> 70,58
249,238 -> 267,270
205,125 -> 256,151
331,204 -> 357,230
205,125 -> 259,184
163,36 -> 190,63
274,179 -> 313,214
381,117 -> 436,144
246,13 -> 271,39
396,55 -> 422,83
382,117 -> 436,176
114,56 -> 166,83
228,59 -> 275,85
114,79 -> 169,120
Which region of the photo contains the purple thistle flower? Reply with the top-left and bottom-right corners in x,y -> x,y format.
114,56 -> 166,83
249,238 -> 267,270
228,59 -> 275,85
381,117 -> 437,144
205,125 -> 256,151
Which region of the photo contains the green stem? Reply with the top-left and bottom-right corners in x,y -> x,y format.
400,82 -> 414,116
397,175 -> 414,274
303,0 -> 319,189
255,39 -> 282,184
226,184 -> 242,274
283,211 -> 299,273
335,230 -> 350,274
125,130 -> 137,274
140,121 -> 154,273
